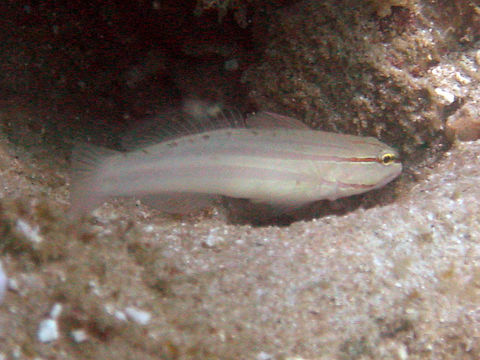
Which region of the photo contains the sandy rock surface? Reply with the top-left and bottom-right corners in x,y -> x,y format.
0,0 -> 480,359
0,133 -> 479,359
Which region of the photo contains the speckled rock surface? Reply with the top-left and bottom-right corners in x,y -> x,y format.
244,0 -> 480,159
0,134 -> 480,359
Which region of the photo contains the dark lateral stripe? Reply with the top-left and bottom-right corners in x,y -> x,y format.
343,157 -> 379,163
342,157 -> 401,164
208,145 -> 386,163
338,181 -> 376,189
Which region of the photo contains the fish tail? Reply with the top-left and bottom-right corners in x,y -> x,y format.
69,143 -> 119,218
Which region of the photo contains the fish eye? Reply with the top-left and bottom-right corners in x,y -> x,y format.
380,153 -> 396,165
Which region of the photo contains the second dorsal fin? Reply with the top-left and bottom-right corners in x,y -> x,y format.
245,111 -> 311,129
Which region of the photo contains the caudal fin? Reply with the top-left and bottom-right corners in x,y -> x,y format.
69,143 -> 119,218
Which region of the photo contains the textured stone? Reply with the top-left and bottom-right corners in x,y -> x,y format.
244,0 -> 480,160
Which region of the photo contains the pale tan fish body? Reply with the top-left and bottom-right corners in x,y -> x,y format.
70,111 -> 402,217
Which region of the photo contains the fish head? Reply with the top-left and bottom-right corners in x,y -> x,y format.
319,136 -> 402,200
366,146 -> 403,189
334,140 -> 402,194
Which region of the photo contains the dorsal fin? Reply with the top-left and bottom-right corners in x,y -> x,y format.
245,111 -> 311,129
121,100 -> 245,151
121,105 -> 310,151
121,109 -> 180,151
182,99 -> 245,132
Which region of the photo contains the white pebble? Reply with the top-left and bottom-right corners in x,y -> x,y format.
0,261 -> 7,304
397,344 -> 408,360
125,306 -> 151,325
16,219 -> 43,243
7,278 -> 19,292
11,347 -> 21,359
88,280 -> 102,296
49,303 -> 63,319
434,87 -> 455,105
105,303 -> 127,321
203,228 -> 224,247
70,329 -> 88,343
256,352 -> 273,360
143,224 -> 155,233
455,72 -> 471,85
114,310 -> 127,322
475,50 -> 480,66
37,319 -> 59,343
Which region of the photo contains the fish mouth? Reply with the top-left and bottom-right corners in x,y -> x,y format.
337,163 -> 402,192
377,164 -> 403,188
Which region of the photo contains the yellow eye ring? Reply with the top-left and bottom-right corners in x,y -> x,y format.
381,153 -> 396,165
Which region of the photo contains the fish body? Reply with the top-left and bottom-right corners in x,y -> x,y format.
70,112 -> 402,216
